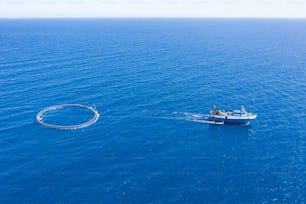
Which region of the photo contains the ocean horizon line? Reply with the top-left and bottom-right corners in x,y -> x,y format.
1,17 -> 306,20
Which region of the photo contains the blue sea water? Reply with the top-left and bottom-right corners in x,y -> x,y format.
0,19 -> 306,203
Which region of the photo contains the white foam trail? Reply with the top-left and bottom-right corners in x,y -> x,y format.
101,111 -> 219,124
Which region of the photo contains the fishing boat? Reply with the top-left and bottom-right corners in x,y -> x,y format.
208,105 -> 257,125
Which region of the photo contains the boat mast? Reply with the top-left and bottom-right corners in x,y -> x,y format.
241,105 -> 246,113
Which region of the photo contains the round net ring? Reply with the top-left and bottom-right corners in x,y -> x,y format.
36,104 -> 99,130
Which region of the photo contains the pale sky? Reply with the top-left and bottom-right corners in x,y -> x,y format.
0,0 -> 306,18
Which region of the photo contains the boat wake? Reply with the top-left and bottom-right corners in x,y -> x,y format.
102,111 -> 224,125
172,112 -> 225,125
101,105 -> 256,126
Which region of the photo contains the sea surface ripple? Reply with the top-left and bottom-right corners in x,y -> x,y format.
0,19 -> 306,203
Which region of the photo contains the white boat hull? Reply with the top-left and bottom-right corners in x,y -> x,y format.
210,113 -> 257,124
